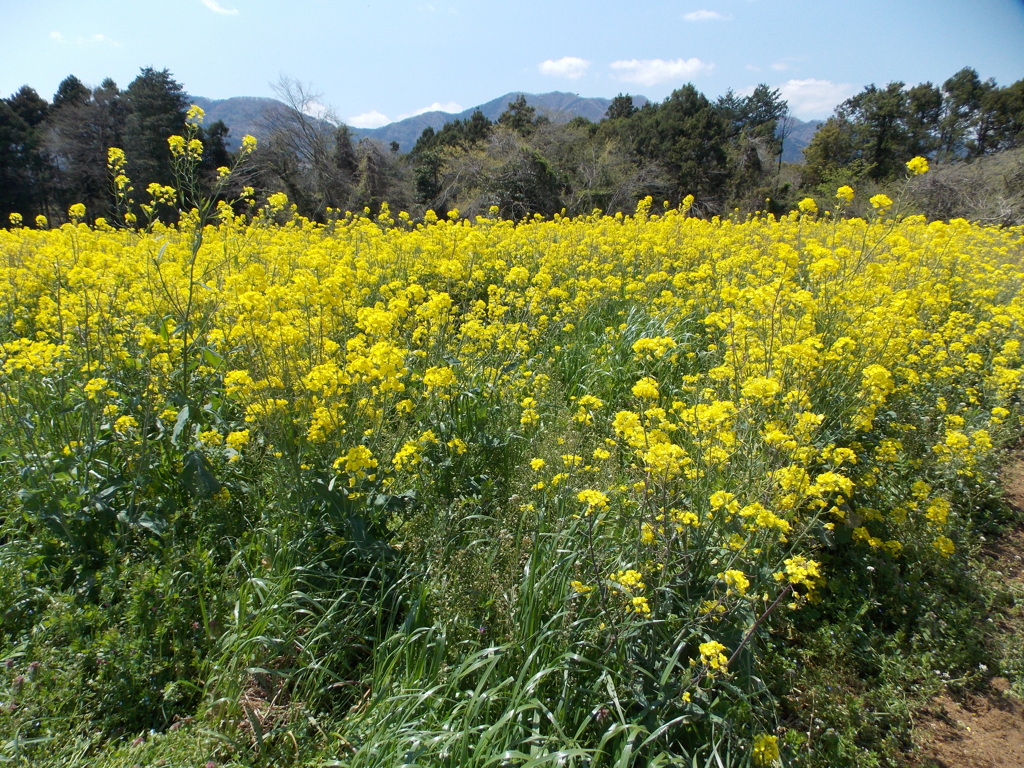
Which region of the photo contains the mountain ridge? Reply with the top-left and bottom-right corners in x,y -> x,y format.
191,91 -> 820,162
356,91 -> 651,150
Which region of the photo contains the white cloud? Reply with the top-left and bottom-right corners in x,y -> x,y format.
770,61 -> 791,72
400,101 -> 463,119
610,58 -> 712,87
50,30 -> 119,46
347,110 -> 391,129
302,100 -> 338,124
201,0 -> 239,15
683,10 -> 732,21
778,78 -> 855,118
538,57 -> 591,79
348,102 -> 464,128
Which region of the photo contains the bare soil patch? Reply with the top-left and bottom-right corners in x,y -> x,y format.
914,676 -> 1024,768
911,456 -> 1024,768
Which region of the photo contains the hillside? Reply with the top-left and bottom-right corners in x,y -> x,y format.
356,91 -> 651,151
192,91 -> 819,162
189,91 -> 652,152
188,95 -> 300,148
780,116 -> 822,163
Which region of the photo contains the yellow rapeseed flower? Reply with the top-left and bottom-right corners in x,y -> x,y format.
906,156 -> 929,175
797,197 -> 818,215
720,569 -> 750,595
751,734 -> 780,767
631,376 -> 660,399
577,489 -> 610,511
698,640 -> 729,671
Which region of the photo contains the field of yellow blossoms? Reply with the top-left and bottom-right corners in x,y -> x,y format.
1,185 -> 1022,766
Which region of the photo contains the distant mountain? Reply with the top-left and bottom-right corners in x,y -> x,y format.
192,92 -> 820,162
354,91 -> 651,151
191,92 -> 650,153
189,96 -> 301,150
779,117 -> 823,164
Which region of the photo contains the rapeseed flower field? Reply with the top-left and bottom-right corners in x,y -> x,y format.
1,142 -> 1022,765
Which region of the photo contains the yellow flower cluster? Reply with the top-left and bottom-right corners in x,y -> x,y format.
720,569 -> 750,595
698,640 -> 729,671
632,335 -> 677,361
608,568 -> 651,615
797,197 -> 818,215
577,489 -> 610,511
906,156 -> 929,175
167,134 -> 203,161
774,555 -> 823,600
751,734 -> 780,766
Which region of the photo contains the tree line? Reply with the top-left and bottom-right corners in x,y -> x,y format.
2,66 -> 1022,225
802,67 -> 1024,188
0,68 -> 232,222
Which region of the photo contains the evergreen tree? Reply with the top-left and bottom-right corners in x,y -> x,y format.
632,85 -> 730,207
7,86 -> 49,129
334,124 -> 359,177
717,85 -> 788,207
1,87 -> 51,217
904,82 -> 943,158
800,117 -> 859,187
52,75 -> 91,110
737,85 -> 787,149
978,79 -> 1024,152
0,99 -> 36,217
837,82 -> 910,180
412,148 -> 444,205
200,119 -> 232,171
606,94 -> 637,121
410,111 -> 493,206
497,95 -> 539,136
123,67 -> 189,189
938,67 -> 992,160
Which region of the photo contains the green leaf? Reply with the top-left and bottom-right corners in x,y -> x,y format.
157,313 -> 172,343
172,405 -> 190,442
202,346 -> 224,368
181,448 -> 221,499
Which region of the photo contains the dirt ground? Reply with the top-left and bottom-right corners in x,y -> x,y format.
911,457 -> 1024,768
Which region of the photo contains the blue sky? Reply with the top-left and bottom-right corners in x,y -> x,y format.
3,0 -> 1023,127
